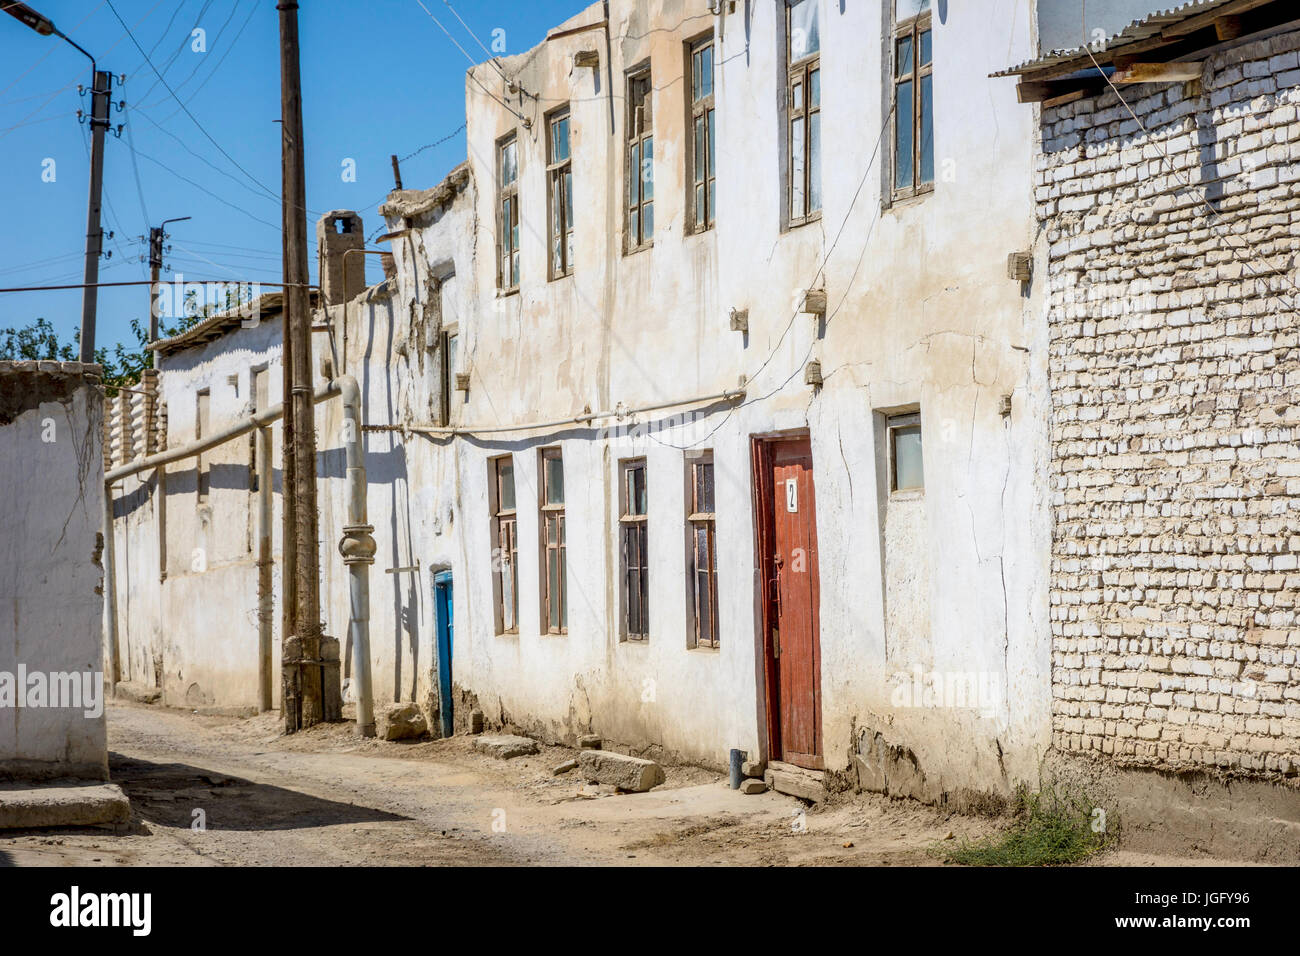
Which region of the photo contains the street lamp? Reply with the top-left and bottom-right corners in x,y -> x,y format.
3,1 -> 112,364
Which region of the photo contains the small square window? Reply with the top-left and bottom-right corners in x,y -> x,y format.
888,413 -> 924,492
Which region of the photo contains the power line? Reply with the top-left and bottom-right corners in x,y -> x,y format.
105,0 -> 280,206
152,0 -> 257,122
413,0 -> 530,126
439,0 -> 510,83
146,0 -> 244,111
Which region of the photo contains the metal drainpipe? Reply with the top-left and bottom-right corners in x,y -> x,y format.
336,376 -> 376,737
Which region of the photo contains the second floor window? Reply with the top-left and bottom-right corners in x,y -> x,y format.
626,69 -> 654,251
688,34 -> 716,233
540,447 -> 567,633
498,135 -> 519,290
547,108 -> 574,279
893,0 -> 934,198
787,0 -> 821,225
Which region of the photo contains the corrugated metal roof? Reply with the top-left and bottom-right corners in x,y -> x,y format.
995,0 -> 1254,77
150,291 -> 304,355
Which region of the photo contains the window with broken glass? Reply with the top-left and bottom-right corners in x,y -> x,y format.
547,108 -> 574,279
688,33 -> 716,233
893,0 -> 933,200
540,447 -> 567,633
626,69 -> 654,252
491,455 -> 519,634
787,0 -> 821,226
688,453 -> 719,648
620,459 -> 649,641
498,134 -> 520,290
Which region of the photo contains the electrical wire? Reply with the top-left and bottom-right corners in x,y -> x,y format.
105,0 -> 281,207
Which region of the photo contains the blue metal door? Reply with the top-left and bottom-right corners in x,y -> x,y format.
434,571 -> 454,738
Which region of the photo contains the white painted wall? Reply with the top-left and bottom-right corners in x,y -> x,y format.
109,0 -> 1055,800
0,365 -> 107,780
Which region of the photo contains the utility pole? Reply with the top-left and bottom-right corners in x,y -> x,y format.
2,3 -> 111,363
278,0 -> 333,732
148,216 -> 190,342
79,68 -> 111,363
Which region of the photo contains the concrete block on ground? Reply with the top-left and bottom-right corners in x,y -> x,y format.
473,734 -> 539,759
377,702 -> 427,741
0,782 -> 130,830
577,734 -> 602,750
578,750 -> 664,792
740,778 -> 769,795
552,759 -> 578,775
113,681 -> 161,704
764,761 -> 827,803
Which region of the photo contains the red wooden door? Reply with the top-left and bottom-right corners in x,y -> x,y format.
762,438 -> 823,769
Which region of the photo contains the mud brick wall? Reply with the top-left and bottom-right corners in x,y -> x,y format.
1037,30 -> 1300,776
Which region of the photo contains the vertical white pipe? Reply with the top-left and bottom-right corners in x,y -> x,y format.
337,377 -> 376,737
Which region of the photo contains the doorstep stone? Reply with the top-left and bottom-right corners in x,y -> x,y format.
472,734 -> 540,759
764,760 -> 827,803
0,782 -> 131,830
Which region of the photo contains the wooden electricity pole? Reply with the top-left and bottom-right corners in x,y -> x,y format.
278,0 -> 327,731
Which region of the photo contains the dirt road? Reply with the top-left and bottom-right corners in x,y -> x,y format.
0,702 -> 1242,866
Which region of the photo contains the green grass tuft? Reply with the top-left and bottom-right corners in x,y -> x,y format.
933,785 -> 1113,867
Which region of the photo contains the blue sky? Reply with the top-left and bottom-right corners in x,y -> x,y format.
0,0 -> 586,354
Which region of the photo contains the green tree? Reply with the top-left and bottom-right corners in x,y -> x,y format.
0,312 -> 203,395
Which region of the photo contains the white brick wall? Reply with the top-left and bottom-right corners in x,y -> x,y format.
1040,31 -> 1300,776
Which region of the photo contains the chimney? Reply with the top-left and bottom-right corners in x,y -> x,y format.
316,210 -> 365,307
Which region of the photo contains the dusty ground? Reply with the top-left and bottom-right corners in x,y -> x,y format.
0,702 -> 1253,866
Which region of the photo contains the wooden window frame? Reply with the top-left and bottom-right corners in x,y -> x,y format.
625,67 -> 655,254
619,458 -> 650,642
490,455 -> 519,635
891,4 -> 933,202
686,32 -> 717,234
887,411 -> 924,493
786,0 -> 821,228
546,107 -> 574,280
497,133 -> 520,292
438,327 -> 458,428
539,447 -> 568,634
688,451 -> 719,649
196,387 -> 210,504
249,366 -> 268,494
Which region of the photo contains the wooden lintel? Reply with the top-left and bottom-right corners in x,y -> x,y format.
1112,61 -> 1205,84
1043,89 -> 1088,109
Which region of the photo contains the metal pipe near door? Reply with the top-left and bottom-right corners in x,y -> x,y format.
102,377 -> 376,736
337,377 -> 377,738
